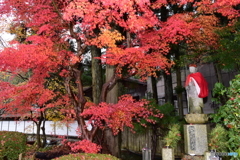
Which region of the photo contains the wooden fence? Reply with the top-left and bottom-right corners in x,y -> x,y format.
121,127 -> 183,157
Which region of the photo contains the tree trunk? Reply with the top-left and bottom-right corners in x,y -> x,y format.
32,110 -> 45,148
163,71 -> 174,105
150,76 -> 159,160
150,76 -> 159,104
72,67 -> 92,141
91,45 -> 104,147
213,63 -> 223,84
104,65 -> 121,158
65,66 -> 96,141
106,65 -> 118,103
41,110 -> 47,148
151,124 -> 159,160
175,50 -> 184,118
91,46 -> 103,104
176,67 -> 184,118
36,122 -> 42,148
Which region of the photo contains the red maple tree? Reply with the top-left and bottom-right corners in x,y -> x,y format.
0,0 -> 239,153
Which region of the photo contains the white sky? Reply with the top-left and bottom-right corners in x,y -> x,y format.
0,14 -> 15,49
0,34 -> 15,51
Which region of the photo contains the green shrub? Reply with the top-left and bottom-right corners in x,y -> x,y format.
163,124 -> 181,148
55,153 -> 120,160
208,124 -> 228,152
0,131 -> 27,160
211,74 -> 240,159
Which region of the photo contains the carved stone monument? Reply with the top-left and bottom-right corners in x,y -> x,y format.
184,124 -> 209,155
184,64 -> 209,156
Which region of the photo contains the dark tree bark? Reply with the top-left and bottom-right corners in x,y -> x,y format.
163,71 -> 174,105
175,51 -> 184,118
35,119 -> 42,148
150,76 -> 159,104
213,62 -> 223,84
64,64 -> 98,141
176,67 -> 184,118
160,5 -> 168,22
91,46 -> 103,104
33,109 -> 46,148
41,110 -> 47,148
64,22 -> 99,141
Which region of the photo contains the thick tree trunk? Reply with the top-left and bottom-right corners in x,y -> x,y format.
67,23 -> 97,141
163,71 -> 174,105
91,45 -> 104,146
65,66 -> 98,141
104,65 -> 121,158
73,67 -> 96,141
36,122 -> 42,148
150,76 -> 159,160
176,67 -> 184,118
151,124 -> 159,160
150,76 -> 159,104
91,46 -> 103,104
106,66 -> 118,103
174,50 -> 184,118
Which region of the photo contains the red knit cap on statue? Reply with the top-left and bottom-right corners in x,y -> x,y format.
189,64 -> 197,67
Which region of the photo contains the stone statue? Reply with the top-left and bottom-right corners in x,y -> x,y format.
185,65 -> 208,114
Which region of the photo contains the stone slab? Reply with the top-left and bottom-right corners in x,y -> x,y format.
184,124 -> 209,155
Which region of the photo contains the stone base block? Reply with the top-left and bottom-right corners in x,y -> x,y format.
204,152 -> 212,160
184,124 -> 209,155
182,155 -> 204,160
162,148 -> 174,160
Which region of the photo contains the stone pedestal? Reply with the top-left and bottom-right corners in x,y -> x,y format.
204,152 -> 221,160
184,124 -> 209,155
204,152 -> 211,160
185,114 -> 208,124
162,148 -> 174,160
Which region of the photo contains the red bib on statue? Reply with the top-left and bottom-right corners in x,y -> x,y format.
185,72 -> 208,98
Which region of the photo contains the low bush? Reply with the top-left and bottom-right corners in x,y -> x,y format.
0,131 -> 27,160
67,139 -> 101,153
211,74 -> 240,158
55,153 -> 120,160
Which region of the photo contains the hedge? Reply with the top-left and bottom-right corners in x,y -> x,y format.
0,131 -> 27,160
55,153 -> 120,160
